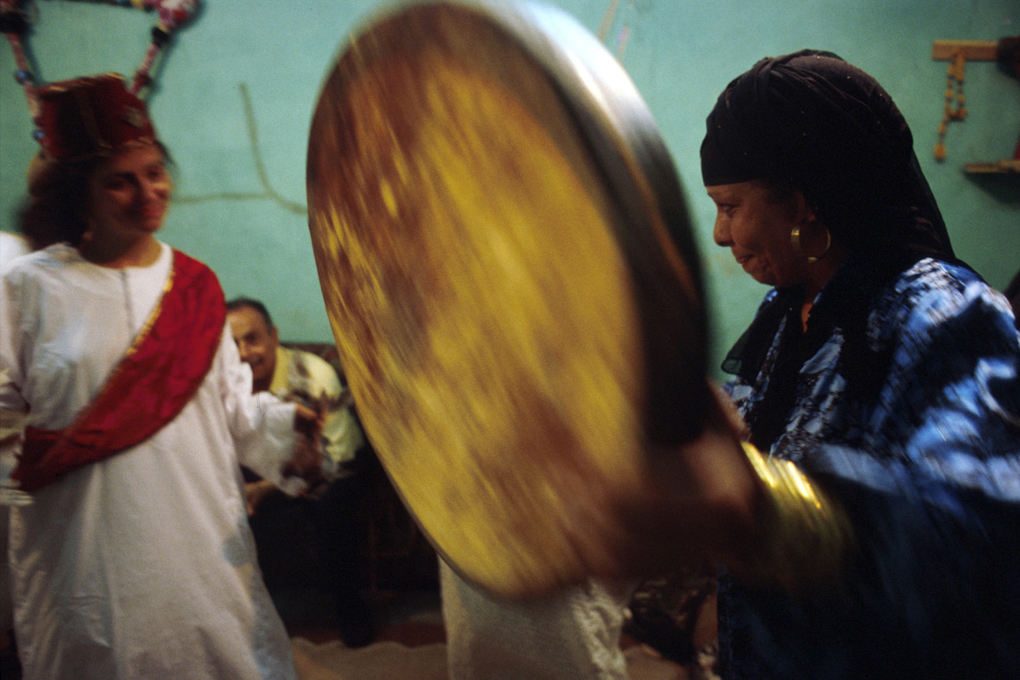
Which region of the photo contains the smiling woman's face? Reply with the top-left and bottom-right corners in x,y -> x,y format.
86,143 -> 172,245
707,180 -> 813,290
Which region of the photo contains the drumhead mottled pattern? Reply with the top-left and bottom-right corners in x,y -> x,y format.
307,0 -> 705,598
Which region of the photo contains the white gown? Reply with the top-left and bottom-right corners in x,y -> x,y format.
0,242 -> 299,680
441,559 -> 633,680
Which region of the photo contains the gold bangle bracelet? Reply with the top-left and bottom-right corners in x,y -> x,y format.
739,442 -> 855,592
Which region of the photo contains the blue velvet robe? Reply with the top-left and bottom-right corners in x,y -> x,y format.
719,257 -> 1020,679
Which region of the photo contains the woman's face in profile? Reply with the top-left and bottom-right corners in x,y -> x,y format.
86,144 -> 172,244
706,180 -> 812,289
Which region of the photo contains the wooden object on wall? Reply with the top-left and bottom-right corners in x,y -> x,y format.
931,38 -> 1020,174
932,40 -> 999,61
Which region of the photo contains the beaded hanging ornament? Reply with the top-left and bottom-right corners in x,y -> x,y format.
0,0 -> 199,142
934,51 -> 967,161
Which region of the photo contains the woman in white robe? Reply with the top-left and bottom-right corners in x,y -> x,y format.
0,74 -> 305,680
441,560 -> 633,680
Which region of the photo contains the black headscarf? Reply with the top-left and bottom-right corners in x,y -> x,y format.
702,49 -> 953,264
701,51 -> 961,451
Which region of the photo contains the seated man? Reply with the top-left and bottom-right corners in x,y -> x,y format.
227,297 -> 375,648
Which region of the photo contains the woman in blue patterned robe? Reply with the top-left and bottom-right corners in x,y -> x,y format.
692,50 -> 1020,679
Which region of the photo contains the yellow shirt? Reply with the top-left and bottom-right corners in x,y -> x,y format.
268,345 -> 365,468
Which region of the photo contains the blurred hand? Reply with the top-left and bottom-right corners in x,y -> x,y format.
293,404 -> 324,439
285,403 -> 325,482
283,431 -> 324,484
245,479 -> 279,516
574,382 -> 761,582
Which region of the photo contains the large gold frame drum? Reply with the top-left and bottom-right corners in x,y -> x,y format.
307,0 -> 707,598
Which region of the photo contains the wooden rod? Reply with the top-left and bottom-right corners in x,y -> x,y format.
932,40 -> 999,61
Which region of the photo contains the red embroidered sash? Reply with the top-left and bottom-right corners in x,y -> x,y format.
13,249 -> 226,492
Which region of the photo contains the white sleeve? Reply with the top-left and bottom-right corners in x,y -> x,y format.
0,269 -> 29,492
0,269 -> 28,416
216,326 -> 305,494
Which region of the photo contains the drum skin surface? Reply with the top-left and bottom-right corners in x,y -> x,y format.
307,0 -> 707,598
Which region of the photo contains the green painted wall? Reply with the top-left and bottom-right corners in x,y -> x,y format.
2,0 -> 1018,372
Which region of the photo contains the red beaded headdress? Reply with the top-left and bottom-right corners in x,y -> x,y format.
35,73 -> 157,161
2,0 -> 199,192
1,0 -> 199,149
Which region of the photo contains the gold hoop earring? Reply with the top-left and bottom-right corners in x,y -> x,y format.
790,226 -> 831,263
